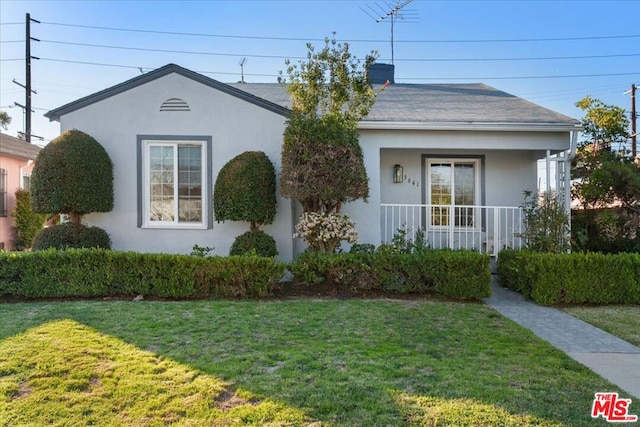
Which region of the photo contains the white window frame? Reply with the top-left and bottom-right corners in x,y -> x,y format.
141,139 -> 208,229
21,173 -> 31,191
425,158 -> 481,229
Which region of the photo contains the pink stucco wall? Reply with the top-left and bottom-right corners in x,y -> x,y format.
0,154 -> 35,250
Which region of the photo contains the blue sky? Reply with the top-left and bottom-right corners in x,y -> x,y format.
1,0 -> 639,143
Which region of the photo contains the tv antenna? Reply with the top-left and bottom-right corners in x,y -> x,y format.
362,0 -> 418,65
238,58 -> 247,83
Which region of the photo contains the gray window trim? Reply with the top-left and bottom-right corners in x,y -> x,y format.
137,135 -> 213,229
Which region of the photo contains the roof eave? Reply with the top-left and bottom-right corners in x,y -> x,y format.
45,64 -> 290,122
358,121 -> 582,132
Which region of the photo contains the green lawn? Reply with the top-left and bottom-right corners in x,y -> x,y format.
562,305 -> 640,347
0,299 -> 622,426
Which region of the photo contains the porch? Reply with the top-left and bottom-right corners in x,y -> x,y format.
380,203 -> 525,256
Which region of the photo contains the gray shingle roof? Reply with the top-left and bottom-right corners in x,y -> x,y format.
0,133 -> 41,160
229,82 -> 580,125
45,63 -> 579,126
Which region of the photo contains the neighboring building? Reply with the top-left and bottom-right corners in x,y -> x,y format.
0,133 -> 41,250
45,63 -> 580,259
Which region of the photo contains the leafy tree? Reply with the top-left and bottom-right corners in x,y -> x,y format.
11,189 -> 47,250
280,38 -> 378,214
31,129 -> 114,226
0,111 -> 11,131
571,96 -> 640,252
214,151 -> 277,230
572,96 -> 633,209
283,38 -> 378,128
281,114 -> 368,213
575,96 -> 629,153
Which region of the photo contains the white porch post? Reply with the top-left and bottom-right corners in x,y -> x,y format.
565,131 -> 578,217
545,149 -> 552,194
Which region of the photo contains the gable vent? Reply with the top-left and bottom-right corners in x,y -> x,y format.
160,98 -> 190,112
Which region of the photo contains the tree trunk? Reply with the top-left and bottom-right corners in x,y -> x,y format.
69,212 -> 82,227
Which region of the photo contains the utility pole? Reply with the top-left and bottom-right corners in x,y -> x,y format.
24,13 -> 40,143
631,84 -> 637,158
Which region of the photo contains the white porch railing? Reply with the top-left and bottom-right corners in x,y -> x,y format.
380,204 -> 525,256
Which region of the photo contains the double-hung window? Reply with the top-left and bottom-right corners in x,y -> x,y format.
22,173 -> 31,191
427,159 -> 480,228
139,137 -> 211,228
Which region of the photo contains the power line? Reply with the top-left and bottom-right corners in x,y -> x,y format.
396,72 -> 640,81
37,57 -> 279,77
39,21 -> 326,42
39,40 -> 307,60
36,56 -> 638,81
396,52 -> 640,62
36,39 -> 640,63
35,20 -> 640,44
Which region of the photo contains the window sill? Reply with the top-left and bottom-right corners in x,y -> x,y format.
140,223 -> 209,230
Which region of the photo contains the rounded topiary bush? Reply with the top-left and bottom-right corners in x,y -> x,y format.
31,129 -> 114,225
230,229 -> 278,257
281,114 -> 369,213
214,151 -> 276,228
33,224 -> 112,250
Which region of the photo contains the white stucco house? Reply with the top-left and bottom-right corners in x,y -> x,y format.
45,63 -> 580,260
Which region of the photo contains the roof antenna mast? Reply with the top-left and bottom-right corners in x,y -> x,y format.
239,58 -> 247,83
362,0 -> 418,65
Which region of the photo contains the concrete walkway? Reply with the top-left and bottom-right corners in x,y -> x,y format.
483,276 -> 640,399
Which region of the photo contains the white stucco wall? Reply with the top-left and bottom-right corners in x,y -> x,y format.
58,73 -> 294,260
55,74 -> 572,258
344,129 -> 569,246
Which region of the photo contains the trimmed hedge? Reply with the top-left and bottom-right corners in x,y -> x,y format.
497,249 -> 640,305
31,129 -> 114,217
214,151 -> 277,227
290,251 -> 491,300
230,229 -> 278,257
0,249 -> 286,299
33,224 -> 112,250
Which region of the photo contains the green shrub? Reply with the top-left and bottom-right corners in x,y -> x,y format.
495,249 -> 536,295
30,129 -> 114,225
497,249 -> 640,305
520,191 -> 570,253
11,189 -> 47,250
230,229 -> 278,257
349,243 -> 375,254
0,250 -> 286,299
290,250 -> 491,299
281,114 -> 369,213
32,224 -> 111,250
214,151 -> 276,229
190,244 -> 215,257
571,208 -> 640,254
